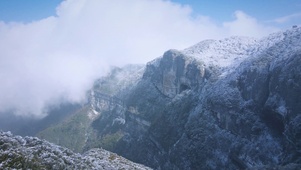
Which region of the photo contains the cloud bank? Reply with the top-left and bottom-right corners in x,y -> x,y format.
272,12 -> 301,24
0,0 -> 279,117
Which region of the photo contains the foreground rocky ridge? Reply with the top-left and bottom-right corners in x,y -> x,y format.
0,131 -> 151,170
37,27 -> 301,169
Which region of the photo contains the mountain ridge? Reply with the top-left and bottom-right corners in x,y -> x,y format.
9,27 -> 301,169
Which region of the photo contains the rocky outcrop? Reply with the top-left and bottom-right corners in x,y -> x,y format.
143,50 -> 207,98
0,131 -> 151,170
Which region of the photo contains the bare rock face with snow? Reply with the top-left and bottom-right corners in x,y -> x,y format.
32,27 -> 301,169
0,131 -> 151,170
142,50 -> 207,98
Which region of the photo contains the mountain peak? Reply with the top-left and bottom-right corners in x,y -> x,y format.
182,27 -> 301,76
182,36 -> 258,69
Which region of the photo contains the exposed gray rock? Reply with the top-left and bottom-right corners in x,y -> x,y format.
142,50 -> 207,98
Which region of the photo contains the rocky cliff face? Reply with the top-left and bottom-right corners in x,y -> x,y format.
37,65 -> 144,152
0,131 -> 151,170
37,27 -> 301,169
142,50 -> 207,98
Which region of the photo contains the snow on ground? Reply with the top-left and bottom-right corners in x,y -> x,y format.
182,27 -> 301,76
0,131 -> 151,169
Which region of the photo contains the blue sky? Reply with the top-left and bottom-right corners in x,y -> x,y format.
0,0 -> 300,28
174,0 -> 301,23
0,0 -> 62,22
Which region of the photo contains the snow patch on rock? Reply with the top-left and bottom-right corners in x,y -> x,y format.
0,131 -> 151,169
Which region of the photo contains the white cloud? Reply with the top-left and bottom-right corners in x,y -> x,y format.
223,11 -> 278,38
0,0 -> 279,117
271,12 -> 301,24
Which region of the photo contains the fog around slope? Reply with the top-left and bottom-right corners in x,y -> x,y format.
0,0 -> 279,117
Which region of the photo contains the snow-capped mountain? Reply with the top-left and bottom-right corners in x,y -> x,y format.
182,37 -> 259,69
182,27 -> 300,76
12,26 -> 301,169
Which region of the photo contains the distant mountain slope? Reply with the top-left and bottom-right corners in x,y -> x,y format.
37,65 -> 144,152
0,131 -> 151,169
0,103 -> 80,136
36,27 -> 301,169
93,64 -> 145,97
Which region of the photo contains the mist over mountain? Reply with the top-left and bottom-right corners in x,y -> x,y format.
1,1 -> 301,169
0,103 -> 80,136
28,27 -> 301,169
0,0 -> 280,118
